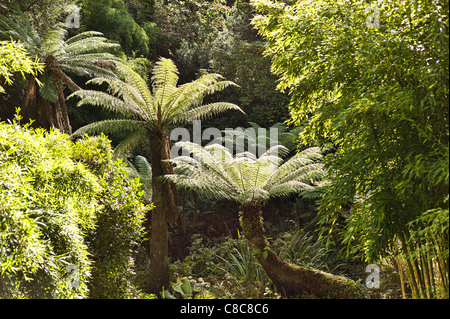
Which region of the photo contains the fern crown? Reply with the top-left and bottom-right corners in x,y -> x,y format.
70,58 -> 244,154
165,142 -> 324,205
0,9 -> 120,102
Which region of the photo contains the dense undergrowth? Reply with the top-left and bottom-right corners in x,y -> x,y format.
0,118 -> 150,298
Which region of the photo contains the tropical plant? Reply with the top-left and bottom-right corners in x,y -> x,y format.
165,141 -> 366,298
216,231 -> 265,283
0,8 -> 120,133
71,135 -> 150,299
69,57 -> 243,293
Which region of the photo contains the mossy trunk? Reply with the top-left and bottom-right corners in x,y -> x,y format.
239,202 -> 367,298
148,129 -> 179,293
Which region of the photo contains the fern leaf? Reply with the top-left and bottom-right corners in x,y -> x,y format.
71,119 -> 144,138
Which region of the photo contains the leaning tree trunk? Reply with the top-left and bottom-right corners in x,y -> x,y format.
239,202 -> 367,298
147,129 -> 179,293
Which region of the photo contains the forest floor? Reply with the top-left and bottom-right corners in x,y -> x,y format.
136,193 -> 406,299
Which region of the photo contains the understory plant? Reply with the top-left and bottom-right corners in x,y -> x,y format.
0,119 -> 149,298
0,119 -> 98,298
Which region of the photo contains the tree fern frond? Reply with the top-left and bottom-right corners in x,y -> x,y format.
174,102 -> 244,124
135,155 -> 152,178
151,57 -> 179,89
166,142 -> 324,205
71,119 -> 144,138
115,62 -> 155,119
0,11 -> 41,56
68,89 -> 130,117
113,127 -> 147,156
269,181 -> 314,198
267,147 -> 323,186
84,75 -> 151,121
41,23 -> 66,57
58,60 -> 117,78
165,75 -> 238,120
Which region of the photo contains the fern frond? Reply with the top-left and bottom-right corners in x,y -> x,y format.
267,147 -> 323,186
175,102 -> 244,124
71,119 -> 144,138
151,57 -> 179,89
41,23 -> 66,57
164,75 -> 238,120
166,141 -> 324,205
269,181 -> 314,198
113,127 -> 147,156
115,62 -> 155,119
68,89 -> 130,117
83,75 -> 152,121
135,155 -> 152,178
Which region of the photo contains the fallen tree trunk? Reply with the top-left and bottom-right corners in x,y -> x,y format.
239,202 -> 367,298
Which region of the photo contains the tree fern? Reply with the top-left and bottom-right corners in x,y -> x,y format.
166,142 -> 324,205
69,57 -> 243,293
165,141 -> 366,298
0,9 -> 120,133
70,59 -> 243,145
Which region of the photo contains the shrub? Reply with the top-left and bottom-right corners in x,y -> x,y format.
71,135 -> 151,299
0,119 -> 149,298
0,120 -> 99,298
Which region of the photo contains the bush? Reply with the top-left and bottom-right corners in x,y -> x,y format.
0,120 -> 98,298
71,135 -> 151,299
0,119 -> 150,298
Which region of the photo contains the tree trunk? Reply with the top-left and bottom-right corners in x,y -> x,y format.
147,129 -> 179,293
239,202 -> 367,298
22,74 -> 72,134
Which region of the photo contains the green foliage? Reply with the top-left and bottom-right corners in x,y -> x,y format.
0,118 -> 99,298
272,229 -> 330,271
152,0 -> 231,59
252,0 -> 449,298
169,234 -> 273,299
70,58 -> 242,154
0,8 -> 121,132
207,1 -> 290,127
0,40 -> 43,93
0,10 -> 120,77
0,119 -> 149,298
0,0 -> 78,31
126,155 -> 152,203
71,135 -> 151,298
216,231 -> 265,283
167,142 -> 324,205
80,0 -> 151,57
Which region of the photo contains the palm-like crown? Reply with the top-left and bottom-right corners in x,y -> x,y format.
70,58 -> 243,153
165,141 -> 324,205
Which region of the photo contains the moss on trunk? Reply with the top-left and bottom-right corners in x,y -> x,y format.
239,202 -> 367,298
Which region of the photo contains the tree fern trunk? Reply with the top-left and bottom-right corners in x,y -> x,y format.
148,129 -> 179,293
239,202 -> 367,298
